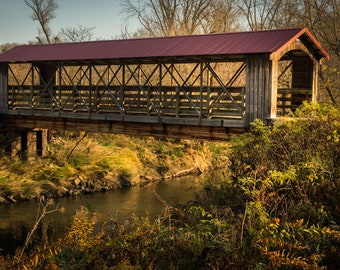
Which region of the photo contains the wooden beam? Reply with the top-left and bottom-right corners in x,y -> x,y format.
270,59 -> 278,119
1,115 -> 245,141
312,59 -> 319,102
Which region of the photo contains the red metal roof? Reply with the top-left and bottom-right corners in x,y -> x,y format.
0,28 -> 329,63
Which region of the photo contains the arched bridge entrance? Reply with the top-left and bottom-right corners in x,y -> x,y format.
0,28 -> 329,154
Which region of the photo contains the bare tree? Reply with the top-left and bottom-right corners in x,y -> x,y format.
123,0 -> 181,36
300,0 -> 340,59
122,0 -> 237,37
24,0 -> 58,44
302,0 -> 340,104
281,0 -> 339,103
201,0 -> 240,33
178,0 -> 217,34
237,0 -> 284,30
236,0 -> 339,103
273,0 -> 302,28
61,25 -> 96,42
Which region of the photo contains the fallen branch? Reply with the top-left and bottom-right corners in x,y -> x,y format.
141,166 -> 201,183
15,197 -> 62,265
163,166 -> 201,180
65,131 -> 89,163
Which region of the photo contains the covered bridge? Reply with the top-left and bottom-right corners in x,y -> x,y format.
0,27 -> 329,142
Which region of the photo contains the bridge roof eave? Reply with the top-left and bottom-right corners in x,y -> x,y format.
10,53 -> 247,66
0,28 -> 328,65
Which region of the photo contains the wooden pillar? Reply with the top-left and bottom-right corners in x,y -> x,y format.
7,130 -> 29,159
270,59 -> 278,120
7,129 -> 48,159
311,61 -> 319,102
10,131 -> 22,159
18,130 -> 30,160
27,130 -> 36,157
36,129 -> 48,157
0,63 -> 8,113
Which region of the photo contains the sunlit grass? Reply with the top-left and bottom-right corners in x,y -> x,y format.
0,133 -> 227,201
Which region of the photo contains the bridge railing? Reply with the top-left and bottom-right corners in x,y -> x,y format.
7,84 -> 245,126
277,88 -> 312,115
5,60 -> 248,128
9,85 -> 310,121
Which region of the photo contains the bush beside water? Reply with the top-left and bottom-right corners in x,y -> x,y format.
1,102 -> 339,269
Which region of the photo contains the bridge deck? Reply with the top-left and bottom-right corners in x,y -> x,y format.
1,114 -> 245,140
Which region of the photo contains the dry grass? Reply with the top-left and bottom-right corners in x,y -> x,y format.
0,132 -> 228,202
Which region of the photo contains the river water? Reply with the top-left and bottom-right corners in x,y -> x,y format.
0,176 -> 203,255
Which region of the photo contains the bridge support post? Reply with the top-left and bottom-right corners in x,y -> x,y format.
35,129 -> 48,157
10,130 -> 30,159
6,129 -> 48,159
10,131 -> 22,159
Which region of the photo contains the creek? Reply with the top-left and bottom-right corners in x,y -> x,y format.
0,176 -> 203,255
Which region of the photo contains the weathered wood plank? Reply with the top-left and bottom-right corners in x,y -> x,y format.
0,64 -> 8,113
246,54 -> 272,125
1,115 -> 245,140
5,109 -> 245,128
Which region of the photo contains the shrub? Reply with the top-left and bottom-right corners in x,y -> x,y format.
1,102 -> 339,269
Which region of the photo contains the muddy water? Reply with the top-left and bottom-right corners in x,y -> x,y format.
0,176 -> 202,254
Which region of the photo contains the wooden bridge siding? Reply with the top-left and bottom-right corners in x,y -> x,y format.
245,54 -> 274,126
277,88 -> 312,112
0,64 -> 8,113
5,85 -> 245,111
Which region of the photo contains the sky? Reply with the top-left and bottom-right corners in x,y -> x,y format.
0,0 -> 140,44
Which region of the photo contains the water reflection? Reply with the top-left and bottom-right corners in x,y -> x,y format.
0,176 -> 201,254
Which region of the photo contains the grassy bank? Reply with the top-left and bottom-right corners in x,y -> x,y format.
0,133 -> 230,203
